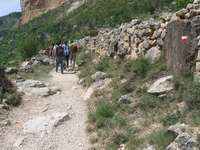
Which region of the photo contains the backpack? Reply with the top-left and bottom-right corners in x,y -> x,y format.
64,45 -> 69,55
57,46 -> 63,56
72,44 -> 77,53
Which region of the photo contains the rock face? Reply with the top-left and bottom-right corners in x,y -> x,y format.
162,16 -> 200,74
20,0 -> 69,24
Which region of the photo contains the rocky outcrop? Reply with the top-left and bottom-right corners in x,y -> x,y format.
166,123 -> 197,150
20,0 -> 87,24
20,0 -> 69,24
162,15 -> 200,74
15,79 -> 61,98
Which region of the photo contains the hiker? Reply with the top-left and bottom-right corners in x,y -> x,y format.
55,41 -> 64,74
49,43 -> 54,59
52,43 -> 57,60
69,41 -> 78,68
62,40 -> 70,71
53,42 -> 60,60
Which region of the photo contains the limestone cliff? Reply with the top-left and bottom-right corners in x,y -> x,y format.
20,0 -> 69,24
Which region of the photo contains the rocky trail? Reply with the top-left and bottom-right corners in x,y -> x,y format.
0,69 -> 90,150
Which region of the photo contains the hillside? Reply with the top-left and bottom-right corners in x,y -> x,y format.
0,12 -> 21,38
0,0 -> 192,65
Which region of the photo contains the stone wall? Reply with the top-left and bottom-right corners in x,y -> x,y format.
78,0 -> 200,75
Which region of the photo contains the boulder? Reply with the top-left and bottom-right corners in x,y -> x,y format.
118,94 -> 130,103
5,67 -> 18,74
23,113 -> 70,136
166,123 -> 188,135
83,78 -> 111,100
167,133 -> 197,150
145,47 -> 160,63
91,71 -> 107,81
147,75 -> 173,94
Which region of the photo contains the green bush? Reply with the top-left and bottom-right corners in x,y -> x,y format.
5,92 -> 21,106
95,100 -> 114,118
95,57 -> 111,72
95,117 -> 113,129
175,0 -> 194,10
95,100 -> 115,128
131,58 -> 151,78
17,35 -> 40,60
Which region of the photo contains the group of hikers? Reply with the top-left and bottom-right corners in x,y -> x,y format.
48,40 -> 78,74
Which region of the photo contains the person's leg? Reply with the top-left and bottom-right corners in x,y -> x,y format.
72,53 -> 77,68
52,50 -> 54,59
60,57 -> 64,74
69,53 -> 73,66
63,56 -> 67,70
66,55 -> 70,69
53,50 -> 56,60
51,50 -> 53,59
55,58 -> 59,72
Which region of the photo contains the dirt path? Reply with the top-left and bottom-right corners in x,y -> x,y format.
0,69 -> 90,150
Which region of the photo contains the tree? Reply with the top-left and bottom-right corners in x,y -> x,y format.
18,35 -> 40,60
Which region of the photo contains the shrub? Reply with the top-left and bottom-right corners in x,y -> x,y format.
95,100 -> 115,128
94,56 -> 111,72
5,92 -> 21,106
95,100 -> 114,118
17,35 -> 40,60
175,0 -> 194,10
131,58 -> 151,78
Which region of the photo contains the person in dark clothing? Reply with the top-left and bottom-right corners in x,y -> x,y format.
55,41 -> 64,74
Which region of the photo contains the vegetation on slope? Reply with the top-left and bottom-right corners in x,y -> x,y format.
0,12 -> 21,37
0,0 -> 193,65
77,51 -> 200,149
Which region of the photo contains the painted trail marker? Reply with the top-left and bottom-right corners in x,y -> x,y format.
181,36 -> 188,43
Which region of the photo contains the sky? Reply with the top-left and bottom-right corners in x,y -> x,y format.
0,0 -> 21,17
